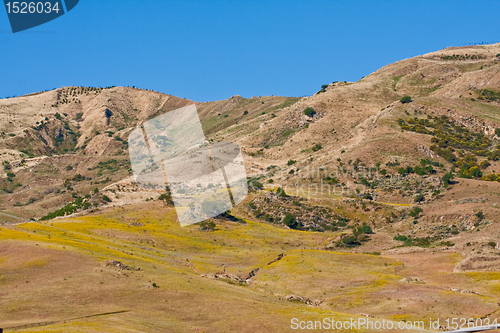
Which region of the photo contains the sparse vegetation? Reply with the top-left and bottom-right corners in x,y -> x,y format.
400,96 -> 412,104
303,107 -> 316,117
311,143 -> 322,152
282,213 -> 299,229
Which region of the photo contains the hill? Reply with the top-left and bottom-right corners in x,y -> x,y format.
1,43 -> 500,332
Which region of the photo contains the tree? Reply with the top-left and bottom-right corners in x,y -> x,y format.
495,128 -> 500,137
283,213 -> 299,229
158,190 -> 173,205
303,107 -> 316,117
277,187 -> 287,197
251,181 -> 263,190
354,224 -> 373,236
442,172 -> 454,187
400,96 -> 412,104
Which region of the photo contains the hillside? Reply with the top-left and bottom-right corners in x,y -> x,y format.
1,43 -> 500,332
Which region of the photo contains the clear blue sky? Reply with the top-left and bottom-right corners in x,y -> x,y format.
1,0 -> 499,102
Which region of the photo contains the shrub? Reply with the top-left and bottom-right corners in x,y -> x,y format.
495,128 -> 500,137
6,172 -> 15,178
251,181 -> 263,190
341,235 -> 360,247
243,110 -> 248,115
480,160 -> 491,169
488,241 -> 496,247
414,194 -> 425,203
312,144 -> 322,151
287,160 -> 296,166
400,96 -> 412,104
158,191 -> 173,205
277,187 -> 287,197
442,172 -> 454,187
282,213 -> 299,229
102,195 -> 111,202
409,207 -> 423,217
394,235 -> 408,242
476,211 -> 485,220
303,107 -> 316,117
354,224 -> 373,236
199,220 -> 216,231
74,112 -> 83,121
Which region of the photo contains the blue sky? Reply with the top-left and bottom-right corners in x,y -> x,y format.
1,0 -> 499,102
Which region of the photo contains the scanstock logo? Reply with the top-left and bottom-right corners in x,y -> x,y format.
128,105 -> 248,226
3,0 -> 79,33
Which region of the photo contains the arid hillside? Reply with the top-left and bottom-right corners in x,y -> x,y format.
1,43 -> 500,332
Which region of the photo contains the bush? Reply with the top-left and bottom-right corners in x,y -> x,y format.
476,211 -> 485,220
354,224 -> 373,236
400,96 -> 412,104
312,144 -> 322,151
409,207 -> 423,217
251,181 -> 263,190
199,220 -> 216,231
243,110 -> 248,115
282,213 -> 299,229
442,172 -> 454,187
495,128 -> 500,137
287,160 -> 296,166
341,235 -> 360,247
480,160 -> 491,169
303,107 -> 316,117
488,241 -> 496,248
158,191 -> 173,205
394,235 -> 408,242
414,194 -> 425,203
277,187 -> 287,197
74,112 -> 83,121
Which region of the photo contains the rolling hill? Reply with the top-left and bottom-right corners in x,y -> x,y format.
1,43 -> 500,332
